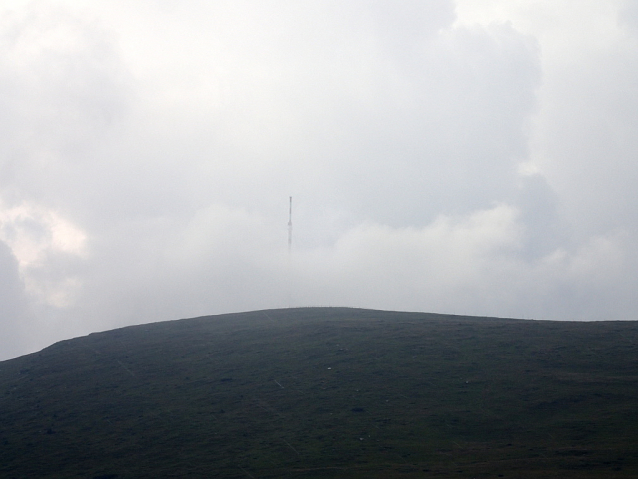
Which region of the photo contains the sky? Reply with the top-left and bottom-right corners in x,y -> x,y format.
1,0 -> 638,360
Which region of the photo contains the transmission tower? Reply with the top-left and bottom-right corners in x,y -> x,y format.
288,196 -> 293,253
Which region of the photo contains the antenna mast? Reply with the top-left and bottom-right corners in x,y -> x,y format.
288,196 -> 292,252
287,196 -> 293,308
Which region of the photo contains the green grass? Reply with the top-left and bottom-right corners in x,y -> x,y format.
0,307 -> 637,477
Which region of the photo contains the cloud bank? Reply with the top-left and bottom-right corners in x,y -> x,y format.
1,0 -> 637,359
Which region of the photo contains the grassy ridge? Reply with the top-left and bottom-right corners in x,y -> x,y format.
0,307 -> 637,477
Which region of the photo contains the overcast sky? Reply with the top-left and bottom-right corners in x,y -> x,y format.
1,0 -> 638,359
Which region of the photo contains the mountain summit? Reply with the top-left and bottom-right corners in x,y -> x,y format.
1,307 -> 637,478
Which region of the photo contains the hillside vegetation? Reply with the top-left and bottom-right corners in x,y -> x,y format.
0,307 -> 637,478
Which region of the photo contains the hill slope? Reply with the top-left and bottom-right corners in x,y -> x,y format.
1,307 -> 637,478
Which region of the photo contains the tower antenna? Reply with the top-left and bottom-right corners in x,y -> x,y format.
288,196 -> 292,253
287,196 -> 293,308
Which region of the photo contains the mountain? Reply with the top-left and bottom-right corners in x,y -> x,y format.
0,307 -> 637,478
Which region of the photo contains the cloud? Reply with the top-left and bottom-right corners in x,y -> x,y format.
0,239 -> 33,360
0,1 -> 132,216
288,205 -> 634,322
291,204 -> 523,310
0,199 -> 87,308
0,1 -> 637,359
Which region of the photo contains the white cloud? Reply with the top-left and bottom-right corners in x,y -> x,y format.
0,200 -> 87,309
290,204 -> 523,308
0,0 -> 637,359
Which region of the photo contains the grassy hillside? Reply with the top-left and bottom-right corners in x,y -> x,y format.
0,307 -> 637,478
